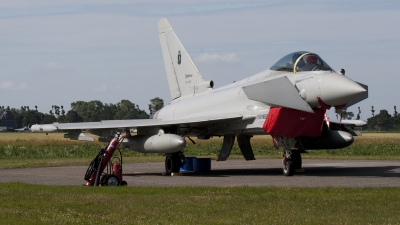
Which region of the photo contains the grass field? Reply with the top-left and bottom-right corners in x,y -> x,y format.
1,133 -> 400,224
0,183 -> 399,225
1,132 -> 400,169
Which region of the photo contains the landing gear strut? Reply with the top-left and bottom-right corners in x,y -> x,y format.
165,152 -> 186,174
275,136 -> 302,176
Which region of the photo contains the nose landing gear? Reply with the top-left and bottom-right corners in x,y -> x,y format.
275,136 -> 303,176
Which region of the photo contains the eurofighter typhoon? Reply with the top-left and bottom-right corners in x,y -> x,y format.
32,19 -> 368,177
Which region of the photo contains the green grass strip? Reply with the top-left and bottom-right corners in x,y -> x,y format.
0,183 -> 399,224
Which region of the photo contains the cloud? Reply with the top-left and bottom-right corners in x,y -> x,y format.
92,84 -> 107,92
0,81 -> 28,90
196,53 -> 239,63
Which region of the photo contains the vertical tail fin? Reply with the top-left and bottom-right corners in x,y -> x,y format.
158,18 -> 212,100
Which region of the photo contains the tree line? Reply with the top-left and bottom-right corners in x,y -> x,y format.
0,97 -> 164,128
337,106 -> 399,131
364,109 -> 400,131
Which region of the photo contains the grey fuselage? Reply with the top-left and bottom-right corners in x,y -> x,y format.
155,69 -> 341,137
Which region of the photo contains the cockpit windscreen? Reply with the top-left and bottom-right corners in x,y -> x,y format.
270,51 -> 334,73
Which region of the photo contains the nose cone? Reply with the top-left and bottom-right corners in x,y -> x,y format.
320,73 -> 366,106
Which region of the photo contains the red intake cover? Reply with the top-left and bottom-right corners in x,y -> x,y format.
262,107 -> 326,138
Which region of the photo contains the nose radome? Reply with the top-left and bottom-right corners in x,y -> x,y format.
319,73 -> 366,106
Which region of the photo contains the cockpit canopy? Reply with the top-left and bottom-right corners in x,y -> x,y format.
270,51 -> 334,73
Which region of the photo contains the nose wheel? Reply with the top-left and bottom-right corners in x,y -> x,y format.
282,150 -> 302,176
283,156 -> 294,176
276,137 -> 302,176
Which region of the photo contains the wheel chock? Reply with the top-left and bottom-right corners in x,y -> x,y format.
171,172 -> 183,176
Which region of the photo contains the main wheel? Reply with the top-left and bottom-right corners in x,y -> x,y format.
165,154 -> 181,174
283,160 -> 295,176
105,175 -> 120,186
291,151 -> 302,169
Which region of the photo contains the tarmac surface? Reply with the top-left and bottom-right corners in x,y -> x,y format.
1,159 -> 399,187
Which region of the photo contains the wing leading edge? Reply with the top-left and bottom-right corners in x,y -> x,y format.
31,113 -> 243,133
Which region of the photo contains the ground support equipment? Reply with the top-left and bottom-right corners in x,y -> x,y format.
84,133 -> 127,186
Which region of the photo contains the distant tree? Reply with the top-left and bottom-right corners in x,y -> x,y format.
71,101 -> 88,121
21,110 -> 41,126
149,97 -> 164,116
10,108 -> 23,128
36,112 -> 44,124
356,107 -> 361,120
72,100 -> 105,122
57,115 -> 66,123
336,109 -> 354,120
54,105 -> 60,117
115,100 -> 136,119
65,110 -> 83,123
42,114 -> 56,124
367,109 -> 394,131
394,114 -> 400,131
87,101 -> 103,121
61,105 -> 65,116
100,103 -> 118,120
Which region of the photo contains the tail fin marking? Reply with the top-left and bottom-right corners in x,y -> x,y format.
158,18 -> 208,99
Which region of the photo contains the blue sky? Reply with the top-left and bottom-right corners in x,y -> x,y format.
1,0 -> 399,120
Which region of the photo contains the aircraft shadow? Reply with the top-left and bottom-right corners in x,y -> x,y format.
123,166 -> 400,178
301,165 -> 400,178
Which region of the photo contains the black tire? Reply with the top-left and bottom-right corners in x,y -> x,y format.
105,175 -> 119,186
291,151 -> 302,169
283,160 -> 295,176
165,154 -> 181,174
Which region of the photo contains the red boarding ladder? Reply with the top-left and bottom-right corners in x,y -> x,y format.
84,133 -> 127,186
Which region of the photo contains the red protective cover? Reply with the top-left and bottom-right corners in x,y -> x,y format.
262,107 -> 326,138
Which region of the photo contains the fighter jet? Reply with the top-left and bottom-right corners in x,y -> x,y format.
31,18 -> 368,176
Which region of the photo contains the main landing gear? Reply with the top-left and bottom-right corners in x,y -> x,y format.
275,137 -> 302,176
165,152 -> 186,174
